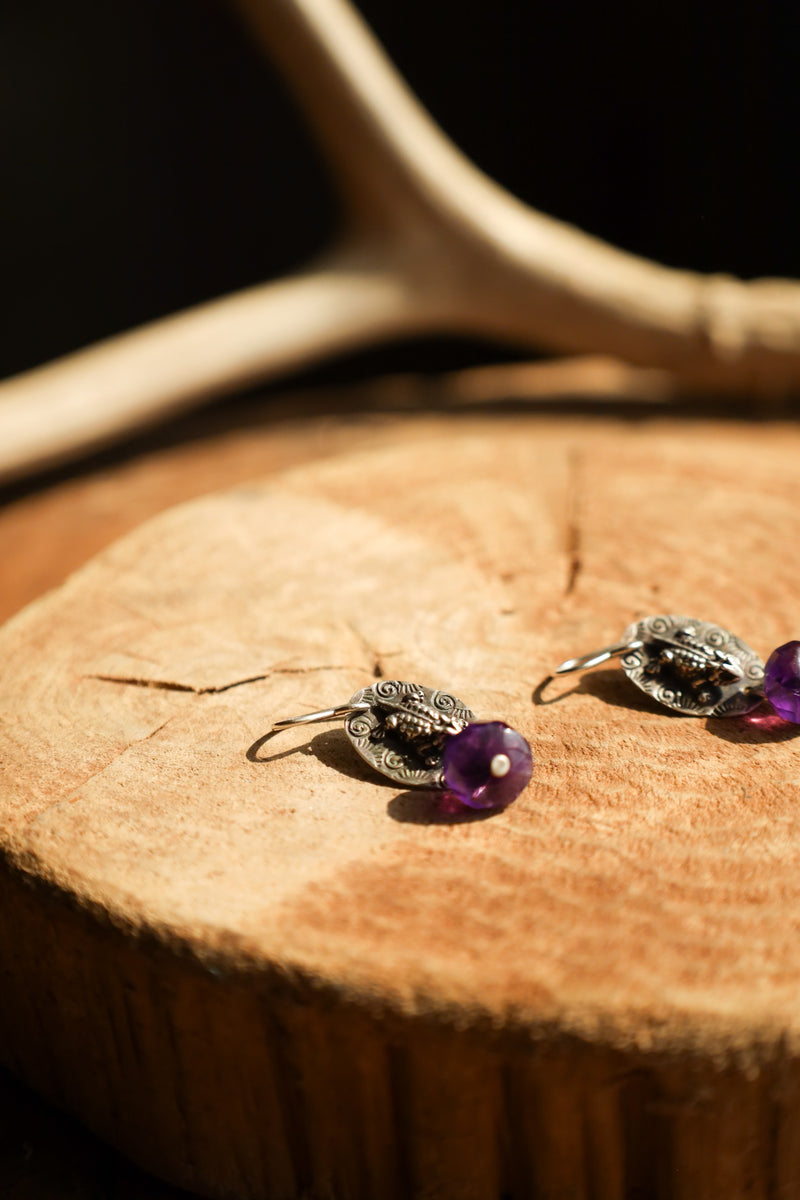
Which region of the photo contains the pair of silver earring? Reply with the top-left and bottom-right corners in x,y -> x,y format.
270,614 -> 800,812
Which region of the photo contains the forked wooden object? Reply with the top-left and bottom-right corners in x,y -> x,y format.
1,0 -> 800,482
2,416 -> 800,1197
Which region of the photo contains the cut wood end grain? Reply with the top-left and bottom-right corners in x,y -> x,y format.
2,423 -> 800,1047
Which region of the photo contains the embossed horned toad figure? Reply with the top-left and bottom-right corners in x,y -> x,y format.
643,625 -> 743,704
375,692 -> 469,767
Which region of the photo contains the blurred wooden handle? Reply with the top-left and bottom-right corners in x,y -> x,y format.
2,0 -> 800,483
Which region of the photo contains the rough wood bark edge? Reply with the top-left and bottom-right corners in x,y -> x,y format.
0,859 -> 798,1200
1,0 -> 800,484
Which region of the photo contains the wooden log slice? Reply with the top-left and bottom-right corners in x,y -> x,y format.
2,418 -> 800,1199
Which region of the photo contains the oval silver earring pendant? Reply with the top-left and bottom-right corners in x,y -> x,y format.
271,678 -> 533,809
555,614 -> 766,717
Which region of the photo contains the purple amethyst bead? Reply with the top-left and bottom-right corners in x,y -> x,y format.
764,641 -> 800,722
442,721 -> 533,810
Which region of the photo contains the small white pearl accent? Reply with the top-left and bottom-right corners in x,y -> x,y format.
490,753 -> 511,778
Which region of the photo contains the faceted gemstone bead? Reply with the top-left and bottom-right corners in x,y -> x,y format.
442,721 -> 533,810
764,640 -> 800,722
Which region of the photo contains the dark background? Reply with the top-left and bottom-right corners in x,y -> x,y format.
2,0 -> 799,382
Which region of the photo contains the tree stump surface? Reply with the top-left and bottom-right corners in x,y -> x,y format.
2,414 -> 800,1199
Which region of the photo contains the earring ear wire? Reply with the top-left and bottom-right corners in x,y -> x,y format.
555,639 -> 644,676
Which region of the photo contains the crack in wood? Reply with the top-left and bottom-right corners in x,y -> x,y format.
564,448 -> 584,597
29,716 -> 178,824
89,674 -> 198,693
346,623 -> 390,679
86,664 -> 365,696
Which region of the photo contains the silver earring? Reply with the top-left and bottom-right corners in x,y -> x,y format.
271,678 -> 533,809
554,614 -> 767,717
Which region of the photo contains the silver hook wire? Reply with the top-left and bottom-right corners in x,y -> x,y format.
271,701 -> 370,732
554,639 -> 644,676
